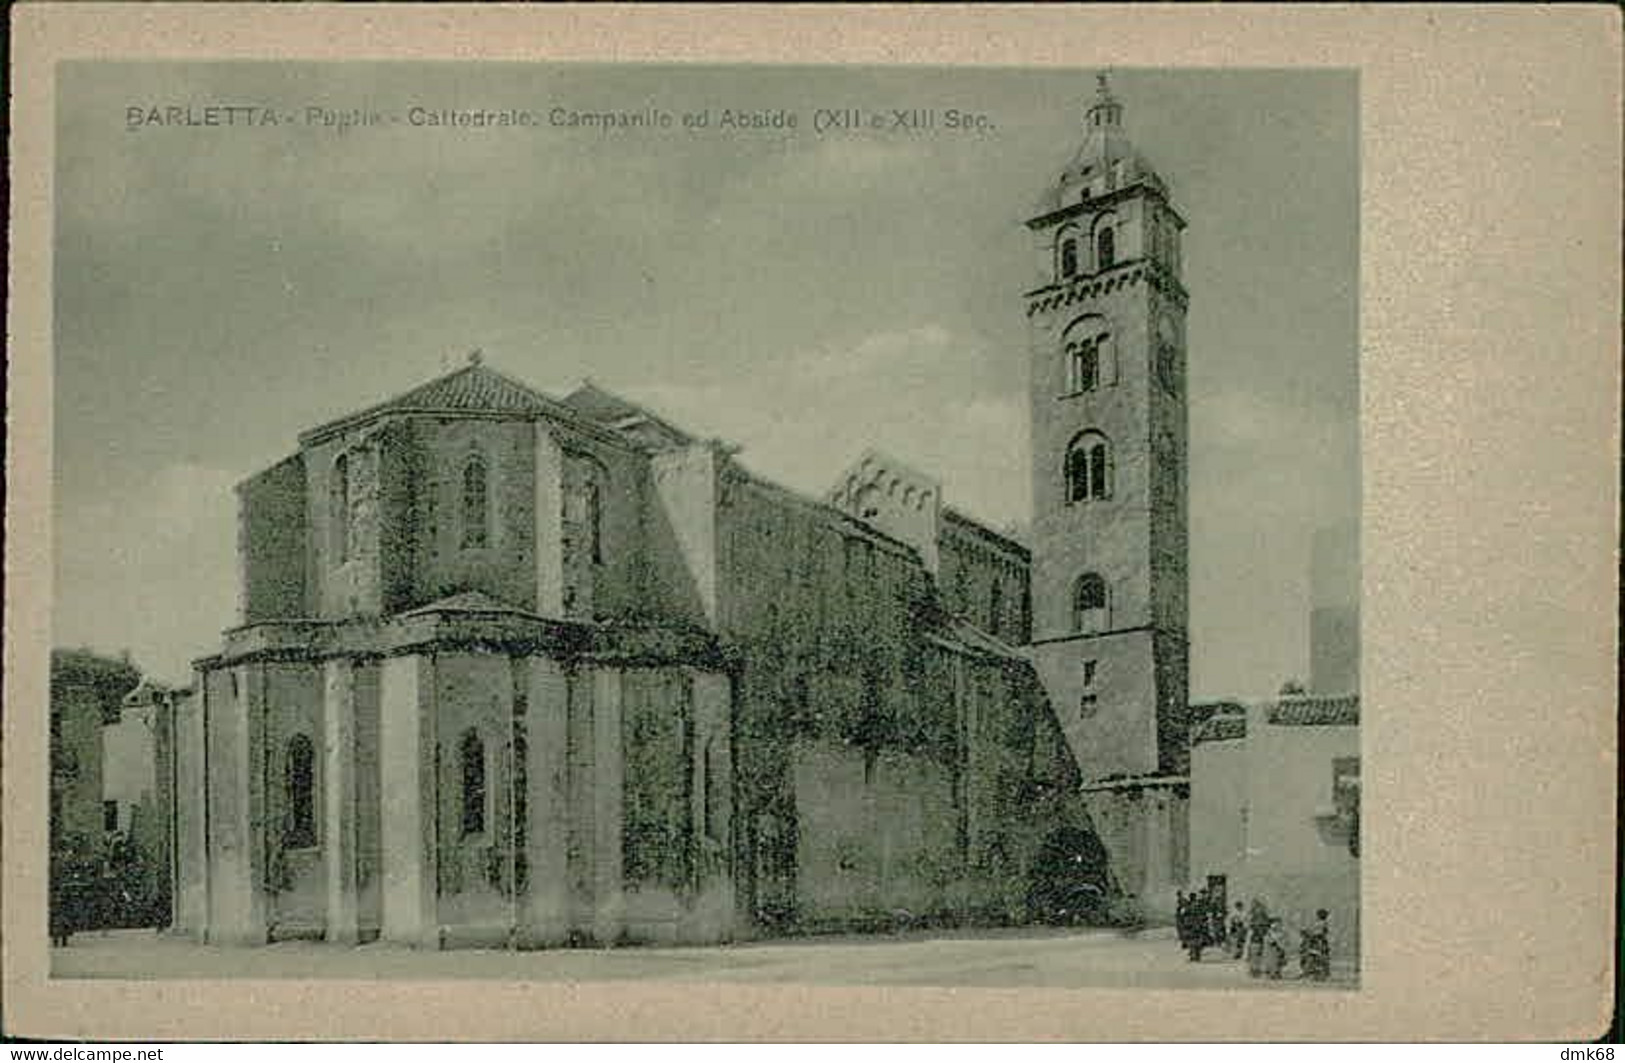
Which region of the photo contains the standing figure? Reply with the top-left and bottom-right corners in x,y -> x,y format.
1263,918 -> 1288,980
1183,892 -> 1206,962
1175,891 -> 1190,955
1300,908 -> 1332,981
1245,898 -> 1270,977
1228,901 -> 1247,960
1206,894 -> 1225,955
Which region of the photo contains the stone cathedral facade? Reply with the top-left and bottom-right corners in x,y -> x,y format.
156,78 -> 1192,948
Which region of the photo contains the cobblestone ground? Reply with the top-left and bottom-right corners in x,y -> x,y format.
52,926 -> 1357,989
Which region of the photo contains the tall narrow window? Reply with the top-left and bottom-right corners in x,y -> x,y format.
1090,442 -> 1109,497
461,454 -> 489,549
460,729 -> 486,836
988,579 -> 1004,637
703,738 -> 722,843
1065,432 -> 1112,503
1068,339 -> 1100,393
1097,226 -> 1116,269
284,734 -> 316,848
1060,238 -> 1078,278
585,480 -> 603,564
331,454 -> 350,562
1073,573 -> 1109,634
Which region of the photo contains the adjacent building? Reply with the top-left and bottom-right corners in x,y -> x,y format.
1187,524 -> 1361,969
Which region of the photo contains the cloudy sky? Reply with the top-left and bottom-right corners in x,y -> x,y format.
53,63 -> 1357,697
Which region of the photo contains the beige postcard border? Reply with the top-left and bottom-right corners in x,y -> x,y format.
7,3 -> 1620,1042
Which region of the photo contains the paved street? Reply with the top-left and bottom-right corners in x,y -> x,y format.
53,926 -> 1356,989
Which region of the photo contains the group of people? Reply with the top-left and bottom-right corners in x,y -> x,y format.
49,830 -> 150,947
1175,889 -> 1333,981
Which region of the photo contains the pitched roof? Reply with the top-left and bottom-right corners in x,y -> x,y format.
929,618 -> 1030,664
1266,694 -> 1360,727
299,359 -> 579,445
399,590 -> 536,617
560,381 -> 695,447
941,505 -> 1031,558
1191,712 -> 1246,746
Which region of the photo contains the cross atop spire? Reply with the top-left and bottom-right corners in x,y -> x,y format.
1087,70 -> 1123,129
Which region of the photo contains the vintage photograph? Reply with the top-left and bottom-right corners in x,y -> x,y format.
49,61 -> 1360,988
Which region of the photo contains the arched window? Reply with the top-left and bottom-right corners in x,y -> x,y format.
585,480 -> 603,564
459,729 -> 486,836
1062,316 -> 1112,394
1073,573 -> 1109,634
1068,339 -> 1100,393
854,483 -> 881,521
1097,225 -> 1115,269
1060,238 -> 1078,279
565,456 -> 608,570
1065,432 -> 1112,503
331,454 -> 350,562
461,453 -> 489,549
284,734 -> 316,849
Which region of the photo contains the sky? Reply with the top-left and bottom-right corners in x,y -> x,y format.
53,63 -> 1358,698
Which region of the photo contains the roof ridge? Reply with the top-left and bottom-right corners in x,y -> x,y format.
563,380 -> 697,443
296,358 -> 622,446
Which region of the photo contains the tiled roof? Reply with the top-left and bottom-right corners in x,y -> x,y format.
941,506 -> 1031,557
121,678 -> 172,706
1191,712 -> 1246,745
300,361 -> 572,444
561,382 -> 694,446
931,618 -> 1030,663
1266,694 -> 1360,727
400,590 -> 535,617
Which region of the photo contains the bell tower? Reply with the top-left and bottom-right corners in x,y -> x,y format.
1024,75 -> 1191,903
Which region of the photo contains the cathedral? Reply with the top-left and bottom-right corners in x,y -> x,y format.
156,77 -> 1195,948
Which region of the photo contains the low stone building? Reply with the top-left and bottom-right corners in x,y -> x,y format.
50,649 -> 140,852
1188,696 -> 1360,968
1187,525 -> 1362,970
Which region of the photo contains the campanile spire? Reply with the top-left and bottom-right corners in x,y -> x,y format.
1087,70 -> 1123,129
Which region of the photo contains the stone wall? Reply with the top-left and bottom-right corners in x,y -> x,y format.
1188,735 -> 1247,887
238,455 -> 308,622
431,652 -> 521,945
647,444 -> 720,626
1238,705 -> 1360,964
202,666 -> 266,944
171,686 -> 207,937
938,515 -> 1030,644
718,470 -> 935,930
102,704 -> 156,830
1033,630 -> 1159,781
260,662 -> 325,938
407,420 -> 539,615
616,666 -> 734,944
792,741 -> 960,928
1028,283 -> 1158,643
